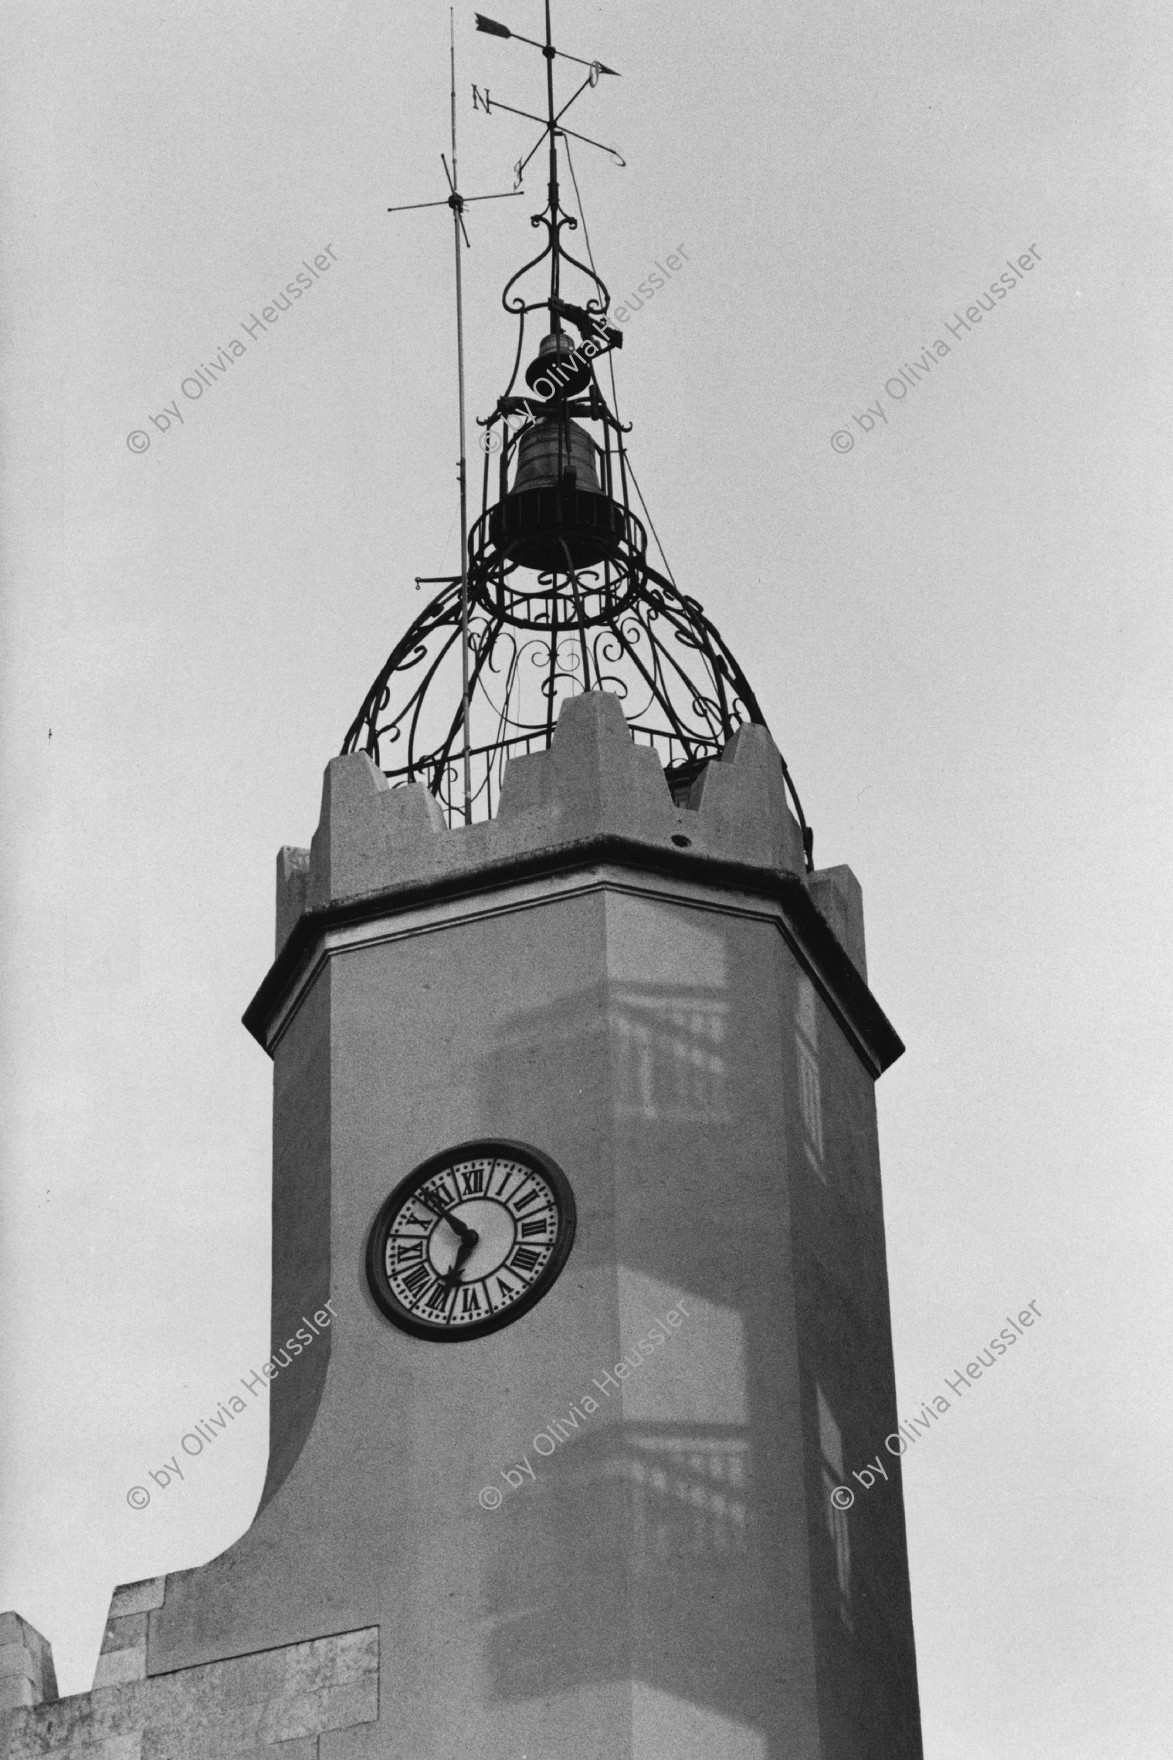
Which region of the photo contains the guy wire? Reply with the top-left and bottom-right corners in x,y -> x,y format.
563,134 -> 678,588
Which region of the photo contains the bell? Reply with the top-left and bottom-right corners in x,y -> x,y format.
513,417 -> 601,494
524,330 -> 590,398
490,411 -> 621,574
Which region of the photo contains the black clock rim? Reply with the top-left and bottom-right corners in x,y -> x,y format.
365,1138 -> 577,1342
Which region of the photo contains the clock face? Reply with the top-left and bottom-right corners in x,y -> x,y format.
366,1140 -> 576,1341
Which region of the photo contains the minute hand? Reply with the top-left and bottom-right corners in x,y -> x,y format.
443,1231 -> 480,1289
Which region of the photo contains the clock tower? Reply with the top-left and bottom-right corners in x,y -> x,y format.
1,10 -> 924,1759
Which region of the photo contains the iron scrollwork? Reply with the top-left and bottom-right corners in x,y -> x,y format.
345,37 -> 811,864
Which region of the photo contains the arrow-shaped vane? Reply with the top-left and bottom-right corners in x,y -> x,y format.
475,12 -> 619,78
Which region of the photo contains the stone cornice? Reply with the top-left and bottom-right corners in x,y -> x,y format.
243,831 -> 904,1078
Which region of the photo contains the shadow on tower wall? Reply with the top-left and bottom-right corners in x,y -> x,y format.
475,891 -> 922,1760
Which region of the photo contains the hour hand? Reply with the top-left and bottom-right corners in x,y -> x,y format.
444,1211 -> 478,1247
415,1186 -> 477,1247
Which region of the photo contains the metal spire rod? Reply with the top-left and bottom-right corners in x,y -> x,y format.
447,9 -> 474,823
544,1 -> 560,321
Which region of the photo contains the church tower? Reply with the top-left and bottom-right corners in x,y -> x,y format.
2,10 -> 923,1759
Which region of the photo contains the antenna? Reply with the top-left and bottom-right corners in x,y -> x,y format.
385,9 -> 520,825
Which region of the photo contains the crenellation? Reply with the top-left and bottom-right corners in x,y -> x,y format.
104,1589 -> 163,1626
495,688 -> 678,835
89,1581 -> 167,1696
807,864 -> 868,980
687,720 -> 807,873
285,690 -> 809,932
0,1616 -> 56,1715
92,1638 -> 145,1693
275,850 -> 310,957
305,753 -> 444,915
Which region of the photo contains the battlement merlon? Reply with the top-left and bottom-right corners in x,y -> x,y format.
252,689 -> 900,1074
0,1612 -> 57,1714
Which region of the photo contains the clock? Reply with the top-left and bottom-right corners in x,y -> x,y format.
366,1140 -> 576,1340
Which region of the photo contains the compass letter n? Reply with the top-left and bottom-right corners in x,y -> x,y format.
471,85 -> 492,113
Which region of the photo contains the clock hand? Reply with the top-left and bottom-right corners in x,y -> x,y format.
443,1229 -> 480,1287
414,1186 -> 477,1247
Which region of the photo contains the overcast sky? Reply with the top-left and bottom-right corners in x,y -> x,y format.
1,2 -> 1171,1755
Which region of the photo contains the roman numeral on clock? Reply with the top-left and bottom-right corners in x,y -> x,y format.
508,1245 -> 543,1275
400,1262 -> 432,1299
458,1163 -> 487,1196
492,1163 -> 523,1201
493,1269 -> 523,1305
420,1277 -> 451,1313
519,1216 -> 550,1238
460,1285 -> 484,1315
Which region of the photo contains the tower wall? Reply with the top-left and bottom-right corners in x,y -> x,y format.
3,693 -> 921,1760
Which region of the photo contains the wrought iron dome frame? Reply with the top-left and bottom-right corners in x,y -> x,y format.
343,7 -> 811,861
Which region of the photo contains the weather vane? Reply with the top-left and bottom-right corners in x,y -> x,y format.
471,8 -> 622,188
